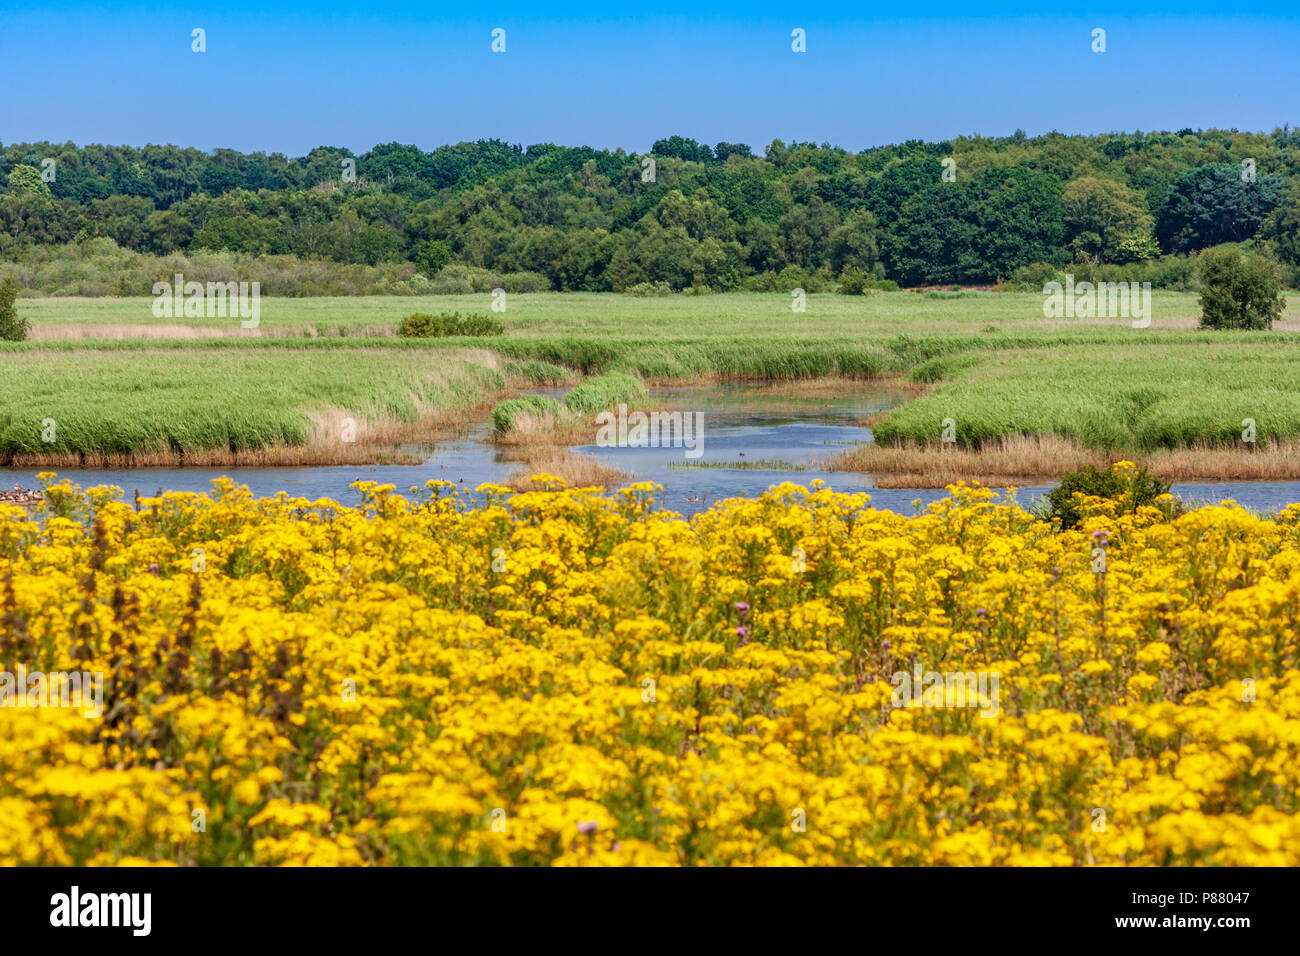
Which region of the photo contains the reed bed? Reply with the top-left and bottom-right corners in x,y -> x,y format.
0,348 -> 506,465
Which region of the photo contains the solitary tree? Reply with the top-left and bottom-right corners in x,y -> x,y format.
1198,247 -> 1286,330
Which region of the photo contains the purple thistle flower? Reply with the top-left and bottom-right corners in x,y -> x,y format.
577,821 -> 598,836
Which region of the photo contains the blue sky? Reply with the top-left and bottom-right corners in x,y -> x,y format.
2,2 -> 1296,155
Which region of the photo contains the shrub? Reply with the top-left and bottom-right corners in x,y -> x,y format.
0,276 -> 27,341
1198,246 -> 1286,330
838,269 -> 900,295
625,281 -> 674,297
908,354 -> 979,384
397,311 -> 504,338
838,268 -> 871,295
742,266 -> 835,294
1008,261 -> 1068,292
425,263 -> 492,294
1011,256 -> 1201,293
563,372 -> 648,414
499,271 -> 552,294
491,396 -> 565,435
1043,462 -> 1172,530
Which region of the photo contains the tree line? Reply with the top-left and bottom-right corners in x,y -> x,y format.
2,127 -> 1298,292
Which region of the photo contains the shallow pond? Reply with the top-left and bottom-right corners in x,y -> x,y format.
6,384 -> 1300,517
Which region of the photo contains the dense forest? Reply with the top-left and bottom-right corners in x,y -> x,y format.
2,127 -> 1298,294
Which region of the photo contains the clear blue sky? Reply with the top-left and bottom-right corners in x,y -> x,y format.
2,2 -> 1296,155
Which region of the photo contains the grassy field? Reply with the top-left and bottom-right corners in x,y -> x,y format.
18,289 -> 1300,339
0,347 -> 506,466
7,289 -> 1300,478
874,341 -> 1300,449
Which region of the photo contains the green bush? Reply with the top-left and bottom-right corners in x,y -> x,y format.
1009,261 -> 1068,292
499,271 -> 552,294
563,372 -> 648,414
1010,256 -> 1201,292
625,281 -> 674,297
742,265 -> 835,294
1198,246 -> 1286,330
491,396 -> 565,435
838,268 -> 871,295
908,354 -> 979,384
396,311 -> 504,338
423,264 -> 549,295
838,269 -> 900,295
1043,463 -> 1172,530
0,276 -> 27,341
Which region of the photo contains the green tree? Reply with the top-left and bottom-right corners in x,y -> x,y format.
882,184 -> 977,285
691,237 -> 728,287
827,211 -> 880,273
1062,177 -> 1156,263
650,136 -> 713,163
1158,163 -> 1284,252
968,167 -> 1066,278
866,157 -> 943,227
146,208 -> 196,253
713,142 -> 753,162
602,244 -> 633,291
638,225 -> 696,290
1260,178 -> 1300,267
777,196 -> 838,269
6,163 -> 51,196
414,238 -> 453,276
0,276 -> 28,341
1198,246 -> 1286,330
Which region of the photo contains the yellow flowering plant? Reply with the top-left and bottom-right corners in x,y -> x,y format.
0,468 -> 1297,866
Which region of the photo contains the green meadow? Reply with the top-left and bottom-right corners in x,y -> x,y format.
873,340 -> 1300,450
12,289 -> 1244,338
0,348 -> 503,460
